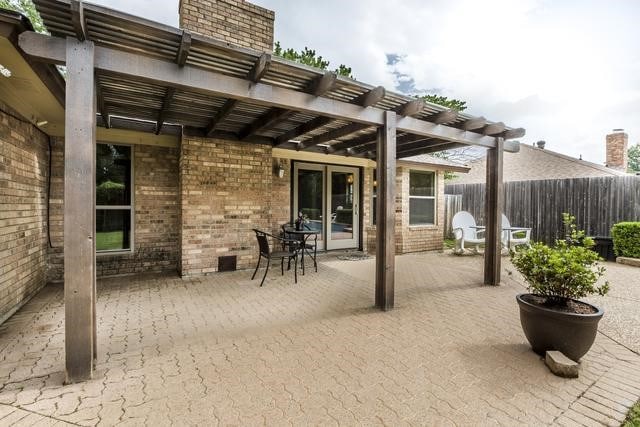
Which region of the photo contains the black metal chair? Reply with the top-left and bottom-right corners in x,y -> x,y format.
251,229 -> 299,287
282,223 -> 318,274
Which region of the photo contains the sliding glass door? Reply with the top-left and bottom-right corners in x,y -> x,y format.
293,163 -> 359,251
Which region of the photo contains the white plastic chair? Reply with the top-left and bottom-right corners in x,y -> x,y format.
451,211 -> 485,253
501,214 -> 531,249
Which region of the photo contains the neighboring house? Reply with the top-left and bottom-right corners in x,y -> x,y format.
449,136 -> 629,185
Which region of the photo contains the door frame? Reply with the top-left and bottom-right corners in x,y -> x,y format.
291,161 -> 362,251
326,165 -> 359,250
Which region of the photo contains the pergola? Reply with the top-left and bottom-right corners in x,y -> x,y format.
20,0 -> 524,382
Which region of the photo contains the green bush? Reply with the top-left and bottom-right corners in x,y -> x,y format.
511,213 -> 609,304
612,222 -> 640,258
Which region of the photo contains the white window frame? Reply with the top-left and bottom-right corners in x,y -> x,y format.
96,142 -> 134,255
408,170 -> 436,226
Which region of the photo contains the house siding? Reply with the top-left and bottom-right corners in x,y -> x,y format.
48,141 -> 180,281
0,104 -> 49,323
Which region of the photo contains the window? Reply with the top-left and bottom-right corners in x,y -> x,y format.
371,169 -> 377,225
96,144 -> 133,252
409,170 -> 436,225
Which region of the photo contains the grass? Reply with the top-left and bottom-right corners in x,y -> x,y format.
444,238 -> 455,250
624,400 -> 640,427
96,231 -> 125,251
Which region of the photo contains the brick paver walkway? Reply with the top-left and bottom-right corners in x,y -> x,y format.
0,252 -> 639,426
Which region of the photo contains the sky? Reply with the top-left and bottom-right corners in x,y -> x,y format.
90,0 -> 640,165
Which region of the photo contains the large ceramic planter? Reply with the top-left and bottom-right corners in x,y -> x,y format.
516,293 -> 604,362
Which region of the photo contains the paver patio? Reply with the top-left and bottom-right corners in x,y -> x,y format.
0,252 -> 639,426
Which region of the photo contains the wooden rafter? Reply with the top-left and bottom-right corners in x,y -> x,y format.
205,99 -> 238,137
175,30 -> 191,67
247,53 -> 271,83
395,99 -> 424,117
96,83 -> 109,129
483,122 -> 506,136
274,116 -> 332,147
352,86 -> 386,107
298,122 -> 370,150
501,127 -> 526,140
395,141 -> 466,159
461,116 -> 487,130
70,0 -> 87,41
155,87 -> 176,135
326,132 -> 377,154
429,109 -> 458,124
238,108 -> 292,140
308,71 -> 337,96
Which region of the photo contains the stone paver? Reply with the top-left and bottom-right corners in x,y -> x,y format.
0,252 -> 638,426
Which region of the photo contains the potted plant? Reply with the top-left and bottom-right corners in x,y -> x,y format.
511,213 -> 610,362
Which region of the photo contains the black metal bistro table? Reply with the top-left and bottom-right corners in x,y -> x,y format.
283,227 -> 319,275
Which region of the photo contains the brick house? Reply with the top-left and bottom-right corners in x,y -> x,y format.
1,0 -> 521,381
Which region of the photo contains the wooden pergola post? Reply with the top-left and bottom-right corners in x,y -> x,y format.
484,137 -> 504,285
375,111 -> 396,310
63,37 -> 97,383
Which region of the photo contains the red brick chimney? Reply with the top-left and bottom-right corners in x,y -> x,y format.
178,0 -> 274,52
605,129 -> 628,171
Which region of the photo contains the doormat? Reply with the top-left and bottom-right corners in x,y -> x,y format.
337,252 -> 370,261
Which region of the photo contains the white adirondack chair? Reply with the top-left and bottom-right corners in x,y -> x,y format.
501,214 -> 532,249
451,211 -> 485,253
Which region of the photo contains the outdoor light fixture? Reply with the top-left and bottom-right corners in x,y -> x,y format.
36,120 -> 49,127
275,161 -> 285,178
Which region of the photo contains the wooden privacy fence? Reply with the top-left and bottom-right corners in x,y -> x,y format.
445,176 -> 640,244
443,194 -> 462,238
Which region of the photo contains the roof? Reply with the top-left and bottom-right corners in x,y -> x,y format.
399,153 -> 470,173
448,143 -> 628,184
9,0 -> 523,159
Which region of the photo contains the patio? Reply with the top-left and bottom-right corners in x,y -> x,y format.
1,253 -> 639,426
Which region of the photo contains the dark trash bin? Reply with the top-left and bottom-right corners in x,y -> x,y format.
590,236 -> 616,261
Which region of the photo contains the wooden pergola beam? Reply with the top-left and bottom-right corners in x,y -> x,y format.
375,110 -> 396,311
352,86 -> 386,107
175,30 -> 191,67
19,31 -> 520,152
326,132 -> 377,154
308,71 -> 337,96
96,83 -> 109,128
501,127 -> 526,140
156,87 -> 176,135
430,109 -> 458,124
238,108 -> 292,140
274,116 -> 332,147
299,122 -> 370,150
461,117 -> 487,130
484,137 -> 504,286
396,141 -> 467,159
350,134 -> 428,157
395,99 -> 424,117
483,122 -> 506,136
247,53 -> 271,83
70,0 -> 88,41
64,37 -> 96,383
205,99 -> 238,137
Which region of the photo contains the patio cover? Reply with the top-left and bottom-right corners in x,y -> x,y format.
15,0 -> 523,382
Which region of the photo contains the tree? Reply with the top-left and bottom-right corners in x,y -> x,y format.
0,0 -> 46,33
415,94 -> 467,112
628,144 -> 640,173
274,42 -> 353,79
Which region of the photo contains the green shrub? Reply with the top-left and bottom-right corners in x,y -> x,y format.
612,222 -> 640,258
511,213 -> 609,304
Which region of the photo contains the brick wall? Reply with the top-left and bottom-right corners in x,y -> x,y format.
48,142 -> 180,281
365,167 -> 444,254
0,104 -> 49,323
180,136 -> 282,276
179,0 -> 274,52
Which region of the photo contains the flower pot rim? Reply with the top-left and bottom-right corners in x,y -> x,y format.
516,293 -> 604,318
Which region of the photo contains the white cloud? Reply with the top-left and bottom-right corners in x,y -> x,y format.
89,0 -> 640,163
